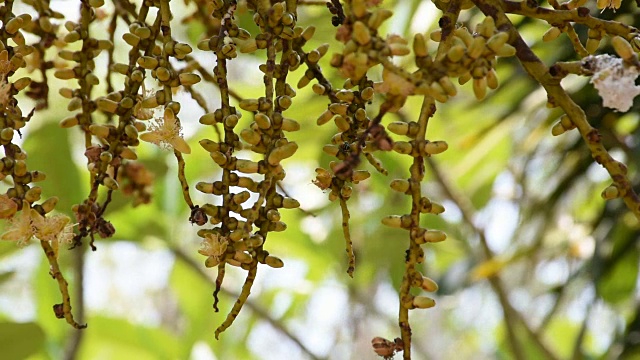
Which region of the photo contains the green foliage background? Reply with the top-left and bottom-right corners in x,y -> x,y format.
1,0 -> 640,359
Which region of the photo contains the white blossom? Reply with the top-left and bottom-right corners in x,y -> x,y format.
586,54 -> 640,112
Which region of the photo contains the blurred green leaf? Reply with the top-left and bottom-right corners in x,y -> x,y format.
0,322 -> 46,360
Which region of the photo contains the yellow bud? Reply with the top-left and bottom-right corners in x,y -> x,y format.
438,77 -> 457,97
494,44 -> 516,57
254,113 -> 271,129
542,27 -> 562,42
390,179 -> 410,193
420,277 -> 439,292
430,202 -> 445,214
210,151 -> 227,165
120,147 -> 137,160
430,29 -> 442,42
323,144 -> 340,157
329,103 -> 348,116
268,141 -> 298,165
412,296 -> 436,309
551,122 -> 567,136
179,73 -> 201,86
473,77 -> 487,100
601,185 -> 620,200
446,45 -> 465,63
235,159 -> 260,174
5,17 -> 24,35
467,36 -> 486,59
393,141 -> 413,155
486,69 -> 499,90
423,141 -> 448,155
586,38 -> 600,54
241,129 -> 261,145
381,215 -> 410,229
487,32 -> 509,52
24,186 -> 41,203
421,230 -> 447,243
156,67 -> 171,82
239,99 -> 260,112
352,170 -> 370,182
103,177 -> 119,190
196,182 -> 214,194
265,255 -> 284,268
13,77 -> 31,91
41,197 -> 59,213
334,116 -> 351,132
317,109 -> 335,126
282,198 -> 300,209
612,36 -> 635,61
458,72 -> 472,85
388,122 -> 409,136
54,68 -> 76,80
281,118 -> 300,132
199,139 -> 220,152
96,97 -> 119,113
353,21 -> 371,45
413,33 -> 429,57
205,256 -> 223,268
137,56 -> 158,69
89,124 -> 110,138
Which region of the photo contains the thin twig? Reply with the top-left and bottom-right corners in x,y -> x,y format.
171,247 -> 324,360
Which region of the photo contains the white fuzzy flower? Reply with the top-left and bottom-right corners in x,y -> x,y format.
585,54 -> 640,112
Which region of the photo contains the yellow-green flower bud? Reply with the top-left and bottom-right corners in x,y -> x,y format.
239,99 -> 260,112
24,186 -> 41,202
103,177 -> 119,190
323,144 -> 340,157
420,277 -> 439,292
235,159 -> 260,174
352,170 -> 370,182
334,116 -> 351,132
89,124 -> 111,138
353,21 -> 371,45
179,73 -> 201,86
551,122 -> 567,136
196,182 -> 214,194
241,129 -> 261,145
421,230 -> 447,243
317,109 -> 334,125
473,77 -> 487,100
393,141 -> 413,155
265,255 -> 284,268
412,296 -> 436,309
210,151 -> 228,165
41,197 -> 59,213
423,141 -> 448,155
430,29 -> 442,42
413,33 -> 428,57
542,27 -> 562,42
255,113 -> 271,129
13,77 -> 31,91
281,118 -> 300,132
268,142 -> 298,165
612,36 -> 635,61
96,97 -> 119,113
467,36 -> 486,59
54,69 -> 76,80
390,179 -> 410,193
282,198 -> 300,209
120,147 -> 137,160
361,87 -> 375,101
601,185 -> 620,200
381,215 -> 410,229
494,44 -> 516,57
446,45 -> 465,63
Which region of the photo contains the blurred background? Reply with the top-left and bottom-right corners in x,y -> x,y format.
1,0 -> 640,359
